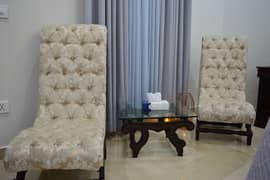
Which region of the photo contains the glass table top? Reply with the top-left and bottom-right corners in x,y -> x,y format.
119,106 -> 198,122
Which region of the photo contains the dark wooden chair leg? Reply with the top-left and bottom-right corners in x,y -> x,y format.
15,171 -> 27,180
99,166 -> 104,180
196,120 -> 200,141
104,139 -> 107,160
246,124 -> 253,145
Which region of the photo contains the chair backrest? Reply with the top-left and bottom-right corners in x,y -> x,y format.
199,36 -> 248,103
38,24 -> 106,122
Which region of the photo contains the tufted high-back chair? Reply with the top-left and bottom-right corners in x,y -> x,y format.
4,25 -> 107,180
37,24 -> 106,124
196,36 -> 255,145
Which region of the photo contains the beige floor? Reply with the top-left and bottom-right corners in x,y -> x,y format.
0,126 -> 265,180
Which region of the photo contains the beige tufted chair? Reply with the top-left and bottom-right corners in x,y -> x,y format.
4,25 -> 107,180
196,36 -> 255,145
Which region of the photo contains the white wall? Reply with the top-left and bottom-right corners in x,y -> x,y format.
222,0 -> 270,108
189,0 -> 224,103
0,0 -> 84,147
190,0 -> 270,107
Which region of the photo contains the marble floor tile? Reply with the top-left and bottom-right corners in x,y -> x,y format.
0,127 -> 265,180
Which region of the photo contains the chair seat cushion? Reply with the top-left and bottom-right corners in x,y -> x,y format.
198,100 -> 255,124
4,118 -> 104,172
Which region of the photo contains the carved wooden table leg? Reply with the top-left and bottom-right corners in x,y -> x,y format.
129,129 -> 149,157
122,118 -> 195,157
165,129 -> 186,156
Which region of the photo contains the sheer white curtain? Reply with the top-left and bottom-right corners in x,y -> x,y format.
85,0 -> 191,132
85,0 -> 129,132
128,0 -> 150,108
128,0 -> 191,108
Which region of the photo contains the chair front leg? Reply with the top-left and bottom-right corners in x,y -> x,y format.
15,171 -> 27,180
246,124 -> 253,145
195,119 -> 200,140
99,166 -> 104,180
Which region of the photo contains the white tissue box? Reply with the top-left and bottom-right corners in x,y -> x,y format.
149,100 -> 169,110
146,92 -> 162,102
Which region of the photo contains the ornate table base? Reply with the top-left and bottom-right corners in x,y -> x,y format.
122,119 -> 195,157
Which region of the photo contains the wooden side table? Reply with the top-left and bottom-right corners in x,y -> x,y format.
120,108 -> 196,157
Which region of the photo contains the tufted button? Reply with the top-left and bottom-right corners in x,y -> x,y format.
238,106 -> 243,111
78,101 -> 85,106
70,87 -> 77,91
96,41 -> 101,45
87,85 -> 93,91
30,141 -> 39,147
62,101 -> 69,106
88,56 -> 92,61
87,114 -> 92,119
53,140 -> 63,146
54,56 -> 60,60
45,102 -> 52,106
77,141 -> 84,147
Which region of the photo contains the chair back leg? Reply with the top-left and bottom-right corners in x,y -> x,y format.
15,171 -> 27,180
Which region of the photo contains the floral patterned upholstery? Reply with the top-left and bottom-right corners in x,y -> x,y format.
4,24 -> 107,172
198,36 -> 255,124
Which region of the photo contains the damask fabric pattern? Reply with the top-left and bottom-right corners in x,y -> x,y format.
4,25 -> 107,172
198,36 -> 255,124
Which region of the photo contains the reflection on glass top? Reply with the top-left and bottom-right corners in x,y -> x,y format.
119,105 -> 197,121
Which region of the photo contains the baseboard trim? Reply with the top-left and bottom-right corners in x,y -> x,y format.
0,146 -> 6,160
0,145 -> 7,150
